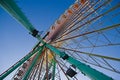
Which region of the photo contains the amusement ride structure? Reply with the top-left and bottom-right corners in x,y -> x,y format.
0,0 -> 120,80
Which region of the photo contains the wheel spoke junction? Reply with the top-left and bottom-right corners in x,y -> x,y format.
0,0 -> 120,80
50,0 -> 120,79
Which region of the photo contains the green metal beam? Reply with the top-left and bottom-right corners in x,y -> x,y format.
22,45 -> 45,80
0,0 -> 35,34
67,56 -> 112,80
0,45 -> 42,80
45,43 -> 113,80
52,59 -> 56,80
0,0 -> 114,80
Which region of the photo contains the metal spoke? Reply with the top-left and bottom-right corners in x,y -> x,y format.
57,47 -> 120,61
54,23 -> 120,43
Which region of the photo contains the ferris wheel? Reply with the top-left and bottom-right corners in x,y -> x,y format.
0,0 -> 120,80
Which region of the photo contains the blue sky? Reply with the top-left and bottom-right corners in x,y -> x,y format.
0,0 -> 75,79
0,0 -> 120,80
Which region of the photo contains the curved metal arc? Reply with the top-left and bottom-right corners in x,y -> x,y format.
54,0 -> 111,41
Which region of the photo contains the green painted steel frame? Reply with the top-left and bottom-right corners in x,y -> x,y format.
0,0 -> 35,34
52,59 -> 56,80
45,43 -> 113,80
0,0 -> 114,80
0,45 -> 42,79
22,45 -> 45,80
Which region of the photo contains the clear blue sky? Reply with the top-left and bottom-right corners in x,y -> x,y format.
0,0 -> 75,79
